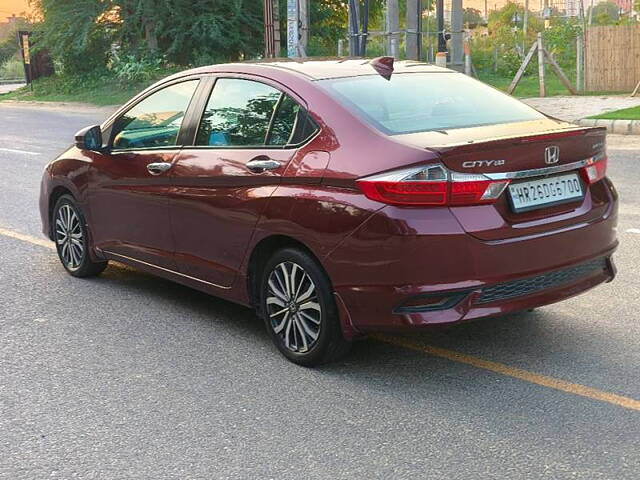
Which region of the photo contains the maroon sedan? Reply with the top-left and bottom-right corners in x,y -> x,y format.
39,59 -> 617,366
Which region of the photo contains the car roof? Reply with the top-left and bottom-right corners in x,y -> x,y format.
178,58 -> 453,81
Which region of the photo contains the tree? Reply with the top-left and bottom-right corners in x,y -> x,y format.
305,0 -> 385,56
30,0 -> 113,74
588,1 -> 620,25
463,8 -> 484,26
116,0 -> 264,65
31,0 -> 265,72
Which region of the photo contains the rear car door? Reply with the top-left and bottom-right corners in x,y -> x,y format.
169,76 -> 318,288
88,78 -> 202,269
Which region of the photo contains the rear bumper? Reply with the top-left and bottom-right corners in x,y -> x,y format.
334,253 -> 615,333
326,197 -> 618,334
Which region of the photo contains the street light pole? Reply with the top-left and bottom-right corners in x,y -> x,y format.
436,0 -> 446,52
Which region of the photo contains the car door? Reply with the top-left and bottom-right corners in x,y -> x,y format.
88,78 -> 202,269
169,76 -> 318,288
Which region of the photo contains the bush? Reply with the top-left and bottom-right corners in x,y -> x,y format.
542,20 -> 580,71
0,36 -> 19,67
0,57 -> 25,80
110,52 -> 165,83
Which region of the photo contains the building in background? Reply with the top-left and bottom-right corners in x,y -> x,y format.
613,0 -> 633,13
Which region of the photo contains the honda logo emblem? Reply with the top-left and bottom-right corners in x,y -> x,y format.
545,146 -> 560,164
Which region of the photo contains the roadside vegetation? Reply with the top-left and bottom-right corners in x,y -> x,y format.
589,105 -> 640,120
1,72 -> 169,105
1,0 -> 639,106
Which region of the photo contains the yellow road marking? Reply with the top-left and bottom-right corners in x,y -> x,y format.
374,334 -> 640,412
1,226 -> 639,412
0,227 -> 55,250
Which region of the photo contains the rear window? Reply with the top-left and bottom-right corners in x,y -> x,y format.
317,72 -> 544,135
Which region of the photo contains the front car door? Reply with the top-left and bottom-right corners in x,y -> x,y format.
88,78 -> 202,269
169,76 -> 319,288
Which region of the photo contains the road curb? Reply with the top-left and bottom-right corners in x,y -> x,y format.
578,118 -> 640,135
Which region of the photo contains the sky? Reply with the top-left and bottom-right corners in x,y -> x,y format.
0,0 -> 31,18
0,0 -> 537,20
0,0 -> 592,24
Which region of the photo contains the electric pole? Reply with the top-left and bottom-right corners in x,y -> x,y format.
348,0 -> 360,56
386,0 -> 400,59
436,0 -> 446,53
263,0 -> 280,58
451,0 -> 463,66
406,0 -> 421,60
286,0 -> 308,58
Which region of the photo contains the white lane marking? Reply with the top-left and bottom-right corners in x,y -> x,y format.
0,227 -> 55,250
626,228 -> 640,234
0,147 -> 40,156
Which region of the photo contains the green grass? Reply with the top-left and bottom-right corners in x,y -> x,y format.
0,71 -> 174,105
588,105 -> 640,120
478,72 -> 578,98
478,72 -> 623,98
0,66 -> 628,106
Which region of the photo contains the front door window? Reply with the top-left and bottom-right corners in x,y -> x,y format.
112,80 -> 199,150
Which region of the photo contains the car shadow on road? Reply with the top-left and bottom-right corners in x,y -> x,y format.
91,260 -> 602,383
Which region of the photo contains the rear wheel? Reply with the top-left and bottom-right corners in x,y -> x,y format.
52,195 -> 107,277
260,248 -> 351,366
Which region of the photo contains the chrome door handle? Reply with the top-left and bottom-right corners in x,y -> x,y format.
146,162 -> 173,175
246,158 -> 281,173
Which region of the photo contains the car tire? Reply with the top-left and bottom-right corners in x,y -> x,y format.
259,248 -> 351,366
52,194 -> 108,278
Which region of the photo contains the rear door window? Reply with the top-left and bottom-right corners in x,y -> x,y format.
195,78 -> 317,148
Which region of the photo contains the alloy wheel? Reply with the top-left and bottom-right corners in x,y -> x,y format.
55,204 -> 85,270
266,261 -> 322,353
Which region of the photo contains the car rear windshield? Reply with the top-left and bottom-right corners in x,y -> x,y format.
317,72 -> 545,135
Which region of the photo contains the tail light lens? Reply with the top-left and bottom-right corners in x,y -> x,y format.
581,153 -> 607,184
356,164 -> 510,206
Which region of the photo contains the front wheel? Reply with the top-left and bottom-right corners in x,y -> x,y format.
260,248 -> 351,366
52,195 -> 107,277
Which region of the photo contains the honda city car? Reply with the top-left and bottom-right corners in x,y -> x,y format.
39,59 -> 618,365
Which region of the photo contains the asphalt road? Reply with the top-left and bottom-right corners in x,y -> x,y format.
1,102 -> 640,480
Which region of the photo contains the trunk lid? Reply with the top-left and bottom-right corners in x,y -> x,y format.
395,119 -> 609,241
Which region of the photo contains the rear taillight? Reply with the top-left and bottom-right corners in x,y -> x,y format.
581,153 -> 607,184
356,164 -> 510,206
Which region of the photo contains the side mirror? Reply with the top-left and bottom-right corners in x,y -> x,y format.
74,125 -> 103,151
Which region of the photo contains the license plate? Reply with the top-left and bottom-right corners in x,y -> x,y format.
508,173 -> 584,213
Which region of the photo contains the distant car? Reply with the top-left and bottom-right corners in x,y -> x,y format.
39,59 -> 618,366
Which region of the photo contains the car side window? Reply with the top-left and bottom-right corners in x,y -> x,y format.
266,95 -> 318,147
195,78 -> 281,147
195,78 -> 317,148
267,95 -> 300,146
111,80 -> 199,150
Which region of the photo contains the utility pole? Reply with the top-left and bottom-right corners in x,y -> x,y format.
451,0 -> 463,66
299,0 -> 309,54
523,0 -> 529,37
348,0 -> 360,56
543,0 -> 550,28
436,0 -> 446,53
287,0 -> 307,58
435,0 -> 447,67
436,0 -> 447,53
406,0 -> 421,60
263,0 -> 280,58
361,0 -> 370,56
386,0 -> 400,59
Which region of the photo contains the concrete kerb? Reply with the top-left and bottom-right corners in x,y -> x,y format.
578,118 -> 640,135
